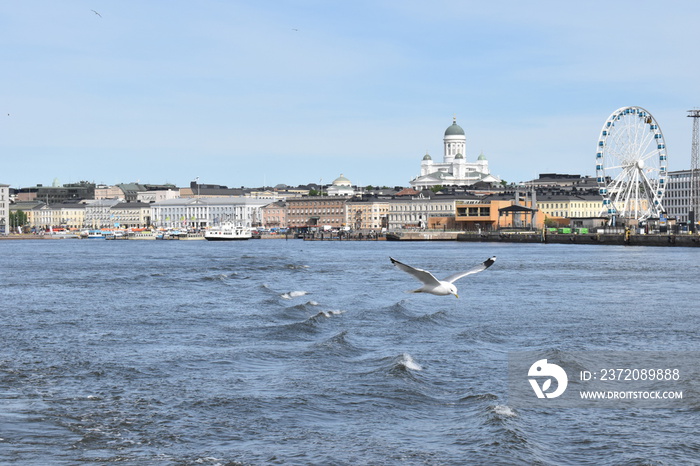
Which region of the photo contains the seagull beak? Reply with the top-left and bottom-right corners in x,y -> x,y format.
454,293 -> 459,299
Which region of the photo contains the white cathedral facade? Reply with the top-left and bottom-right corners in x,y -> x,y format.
409,117 -> 501,189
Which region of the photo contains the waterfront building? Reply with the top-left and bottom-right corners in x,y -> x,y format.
409,118 -> 501,189
84,199 -> 121,229
665,170 -> 692,224
261,201 -> 287,229
286,197 -> 348,230
535,191 -> 602,224
111,202 -> 152,229
33,203 -> 61,230
386,192 -> 460,230
345,198 -> 390,231
0,184 -> 9,234
150,197 -> 270,230
55,203 -> 86,230
455,197 -> 533,230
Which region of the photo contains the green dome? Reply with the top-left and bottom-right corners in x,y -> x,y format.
444,119 -> 465,136
477,152 -> 487,161
422,153 -> 432,161
454,153 -> 464,159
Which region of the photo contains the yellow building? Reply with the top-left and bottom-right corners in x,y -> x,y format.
346,199 -> 390,230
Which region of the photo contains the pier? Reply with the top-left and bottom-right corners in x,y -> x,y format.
456,231 -> 700,247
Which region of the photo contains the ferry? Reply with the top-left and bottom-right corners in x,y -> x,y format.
204,223 -> 252,241
80,229 -> 105,239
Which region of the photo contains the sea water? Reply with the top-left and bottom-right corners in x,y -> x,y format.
1,239 -> 699,464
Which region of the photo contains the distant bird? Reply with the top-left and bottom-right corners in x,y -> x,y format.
390,256 -> 496,298
91,9 -> 102,18
292,28 -> 299,31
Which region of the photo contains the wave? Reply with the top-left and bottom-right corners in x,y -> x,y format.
311,331 -> 365,356
397,353 -> 423,371
285,300 -> 321,313
408,310 -> 451,325
285,264 -> 310,270
458,393 -> 498,403
312,309 -> 345,319
281,290 -> 309,300
377,301 -> 413,317
269,309 -> 345,338
201,273 -> 233,282
489,404 -> 518,419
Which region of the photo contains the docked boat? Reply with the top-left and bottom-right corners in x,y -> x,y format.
80,229 -> 105,239
204,223 -> 252,241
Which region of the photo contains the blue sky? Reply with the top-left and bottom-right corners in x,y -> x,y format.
2,0 -> 699,189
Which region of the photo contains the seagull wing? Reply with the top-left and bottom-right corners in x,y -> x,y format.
443,256 -> 496,284
390,257 -> 441,287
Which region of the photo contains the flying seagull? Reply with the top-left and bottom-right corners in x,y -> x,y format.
390,256 -> 496,298
91,9 -> 102,18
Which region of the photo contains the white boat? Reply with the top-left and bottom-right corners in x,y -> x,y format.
204,223 -> 252,241
80,229 -> 105,239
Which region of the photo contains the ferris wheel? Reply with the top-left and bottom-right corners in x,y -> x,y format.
595,106 -> 668,223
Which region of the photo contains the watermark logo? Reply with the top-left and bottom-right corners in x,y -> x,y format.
528,359 -> 568,399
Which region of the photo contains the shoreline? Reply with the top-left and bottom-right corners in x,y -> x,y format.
3,231 -> 700,247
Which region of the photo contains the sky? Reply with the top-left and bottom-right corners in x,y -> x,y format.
2,0 -> 700,189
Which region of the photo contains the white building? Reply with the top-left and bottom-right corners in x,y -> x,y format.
137,189 -> 180,203
84,199 -> 121,229
0,184 -> 9,234
326,174 -> 355,196
410,118 -> 501,189
665,169 -> 693,224
387,193 -> 458,230
150,197 -> 271,229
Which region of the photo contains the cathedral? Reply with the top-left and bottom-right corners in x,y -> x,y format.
409,117 -> 501,189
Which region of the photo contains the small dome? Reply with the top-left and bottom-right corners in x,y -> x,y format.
422,153 -> 432,161
332,174 -> 351,186
478,152 -> 487,161
444,117 -> 465,136
454,153 -> 464,159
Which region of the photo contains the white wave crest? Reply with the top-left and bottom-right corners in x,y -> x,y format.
315,309 -> 345,318
491,404 -> 517,418
399,353 -> 423,371
281,290 -> 309,299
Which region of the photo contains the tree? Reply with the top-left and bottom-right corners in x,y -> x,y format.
430,185 -> 444,193
10,210 -> 28,232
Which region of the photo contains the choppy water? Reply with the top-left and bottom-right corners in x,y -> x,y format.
1,239 -> 699,465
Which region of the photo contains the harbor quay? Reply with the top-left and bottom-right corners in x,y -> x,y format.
3,229 -> 700,247
385,229 -> 700,247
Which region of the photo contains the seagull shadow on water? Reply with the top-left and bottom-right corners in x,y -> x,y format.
390,256 -> 496,299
